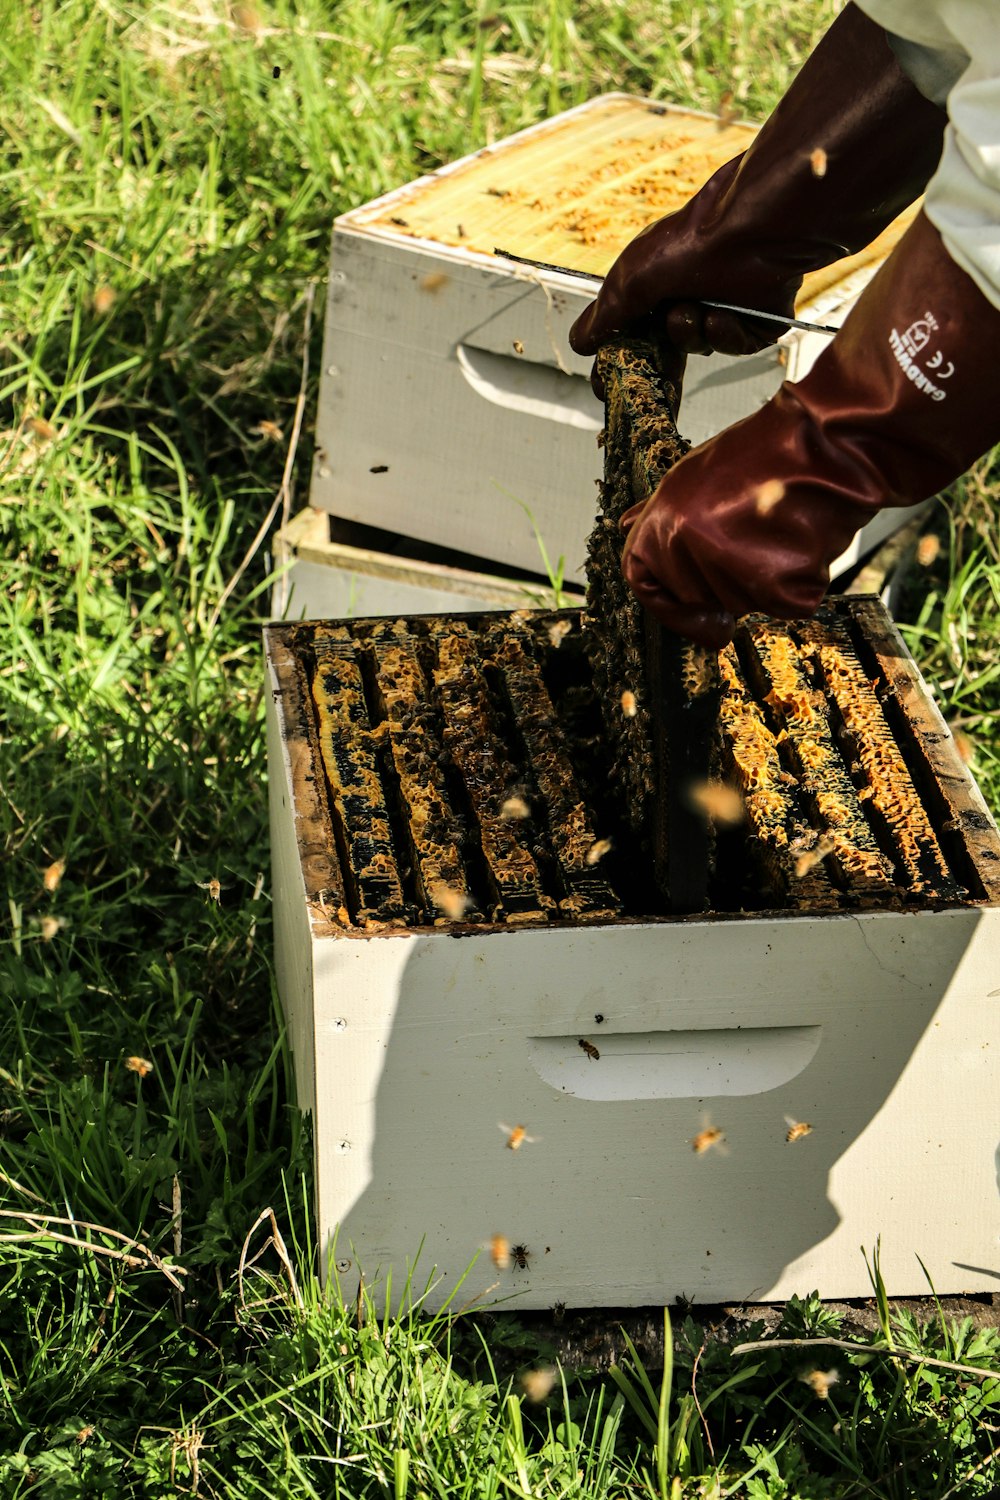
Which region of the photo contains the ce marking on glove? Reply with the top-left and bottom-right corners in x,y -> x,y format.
926,349 -> 955,378
889,313 -> 954,403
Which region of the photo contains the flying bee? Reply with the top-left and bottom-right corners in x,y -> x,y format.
42,858 -> 65,893
125,1056 -> 154,1079
784,1117 -> 814,1144
620,690 -> 637,718
498,1122 -> 539,1151
490,1233 -> 511,1270
500,795 -> 530,821
585,837 -> 613,867
753,479 -> 786,516
520,1367 -> 556,1402
799,1367 -> 839,1400
916,533 -> 941,567
578,1038 -> 600,1061
689,780 -> 745,826
793,833 -> 835,879
93,285 -> 116,316
716,88 -> 736,127
429,881 -> 471,920
546,618 -> 573,650
809,147 -> 828,178
691,1114 -> 727,1155
511,1244 -> 531,1270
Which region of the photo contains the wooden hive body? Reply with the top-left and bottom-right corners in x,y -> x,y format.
309,93 -> 925,594
265,600 -> 1000,1312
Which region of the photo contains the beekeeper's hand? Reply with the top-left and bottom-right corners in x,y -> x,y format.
619,213 -> 1000,648
569,3 -> 945,378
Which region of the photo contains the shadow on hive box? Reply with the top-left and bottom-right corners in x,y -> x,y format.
318,903 -> 993,1314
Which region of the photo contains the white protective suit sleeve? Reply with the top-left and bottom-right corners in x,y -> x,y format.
858,0 -> 1000,311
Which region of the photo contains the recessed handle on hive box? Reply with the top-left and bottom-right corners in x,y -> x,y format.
456,342 -> 602,432
528,1026 -> 822,1101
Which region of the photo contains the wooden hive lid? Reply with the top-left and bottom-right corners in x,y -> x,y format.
346,93 -> 917,314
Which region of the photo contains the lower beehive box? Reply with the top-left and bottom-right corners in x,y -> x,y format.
270,507 -> 586,623
265,602 -> 1000,1311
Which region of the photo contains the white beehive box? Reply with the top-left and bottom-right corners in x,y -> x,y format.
265,605 -> 1000,1312
312,93 -> 925,587
271,507 -> 584,622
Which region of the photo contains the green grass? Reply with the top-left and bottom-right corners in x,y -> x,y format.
1,0 -> 999,1494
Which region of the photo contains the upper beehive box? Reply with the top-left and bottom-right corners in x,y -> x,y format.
311,95 -> 922,585
350,93 -> 913,297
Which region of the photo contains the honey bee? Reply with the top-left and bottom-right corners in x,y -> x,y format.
585,837 -> 613,866
784,1117 -> 814,1144
520,1366 -> 556,1402
799,1367 -> 839,1400
578,1038 -> 600,1061
512,340 -> 525,355
490,1233 -> 511,1270
689,780 -> 744,826
620,689 -> 638,717
916,533 -> 941,568
500,795 -> 530,821
42,858 -> 65,893
546,618 -> 573,650
420,272 -> 449,294
429,881 -> 471,920
753,479 -> 786,517
232,1 -> 261,31
251,419 -> 284,443
809,147 -> 828,178
75,1425 -> 96,1445
716,89 -> 736,127
511,1243 -> 530,1269
199,878 -> 222,904
39,915 -> 63,942
125,1056 -> 154,1078
498,1122 -> 539,1150
793,833 -> 835,878
691,1125 -> 726,1155
92,285 -> 116,316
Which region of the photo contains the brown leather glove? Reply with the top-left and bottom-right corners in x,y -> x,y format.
569,4 -> 946,365
620,211 -> 1000,648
